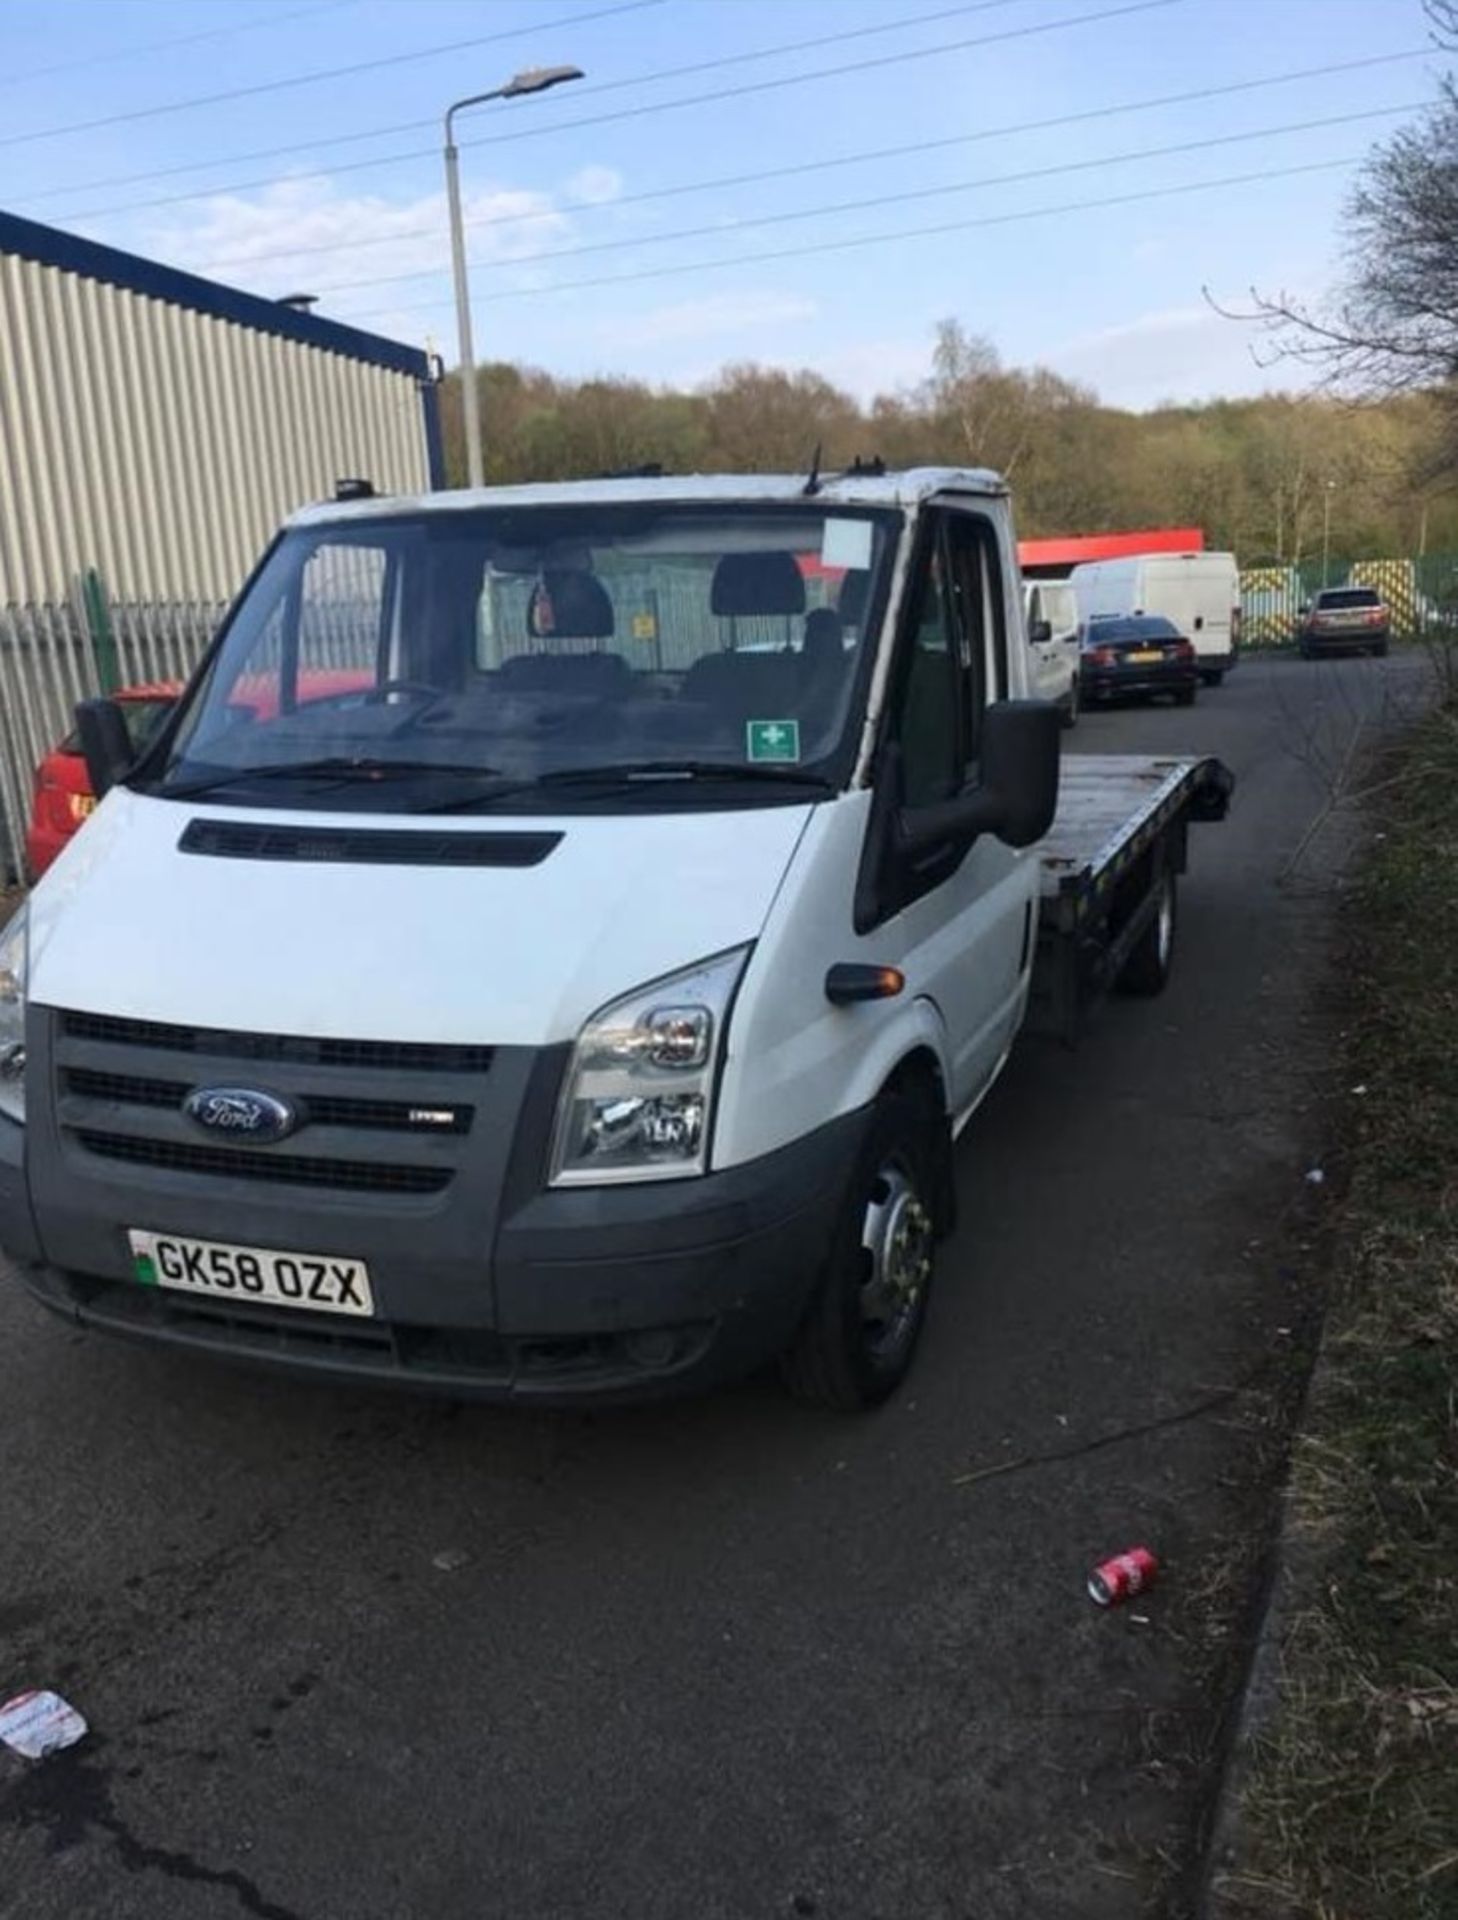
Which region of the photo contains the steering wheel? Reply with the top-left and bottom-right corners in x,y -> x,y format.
364,679 -> 440,705
292,679 -> 439,712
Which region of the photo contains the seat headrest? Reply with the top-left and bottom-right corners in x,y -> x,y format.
527,569 -> 615,640
710,551 -> 806,618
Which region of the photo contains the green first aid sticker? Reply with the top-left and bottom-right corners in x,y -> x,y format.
746,719 -> 801,764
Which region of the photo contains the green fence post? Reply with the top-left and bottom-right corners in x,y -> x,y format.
81,567 -> 120,695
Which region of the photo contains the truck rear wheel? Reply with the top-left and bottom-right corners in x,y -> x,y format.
1200,668 -> 1224,687
1061,679 -> 1080,730
1118,870 -> 1177,997
780,1088 -> 940,1411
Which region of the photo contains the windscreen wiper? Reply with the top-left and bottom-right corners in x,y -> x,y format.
155,758 -> 500,801
420,760 -> 835,812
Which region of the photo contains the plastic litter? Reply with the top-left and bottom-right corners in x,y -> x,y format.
1305,1167 -> 1326,1186
431,1549 -> 470,1573
0,1690 -> 87,1759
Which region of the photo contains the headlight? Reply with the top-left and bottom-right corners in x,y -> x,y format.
550,946 -> 750,1186
0,907 -> 27,1125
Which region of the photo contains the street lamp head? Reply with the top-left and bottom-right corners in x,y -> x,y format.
501,64 -> 585,98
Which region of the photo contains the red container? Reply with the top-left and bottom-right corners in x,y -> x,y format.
1087,1547 -> 1158,1607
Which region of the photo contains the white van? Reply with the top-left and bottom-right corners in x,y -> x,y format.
0,469 -> 1230,1411
1023,580 -> 1080,726
1070,552 -> 1240,685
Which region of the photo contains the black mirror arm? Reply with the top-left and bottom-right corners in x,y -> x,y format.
75,698 -> 135,799
896,786 -> 1002,857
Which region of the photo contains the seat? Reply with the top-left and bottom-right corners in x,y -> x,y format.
501,567 -> 630,699
801,606 -> 845,679
799,607 -> 849,730
837,569 -> 870,629
499,652 -> 631,698
681,650 -> 801,723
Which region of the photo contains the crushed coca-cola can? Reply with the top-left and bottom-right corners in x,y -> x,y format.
1087,1547 -> 1159,1607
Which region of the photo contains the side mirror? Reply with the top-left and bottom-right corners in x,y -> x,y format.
1298,602 -> 1311,615
898,700 -> 1060,856
1028,618 -> 1053,646
75,697 -> 135,799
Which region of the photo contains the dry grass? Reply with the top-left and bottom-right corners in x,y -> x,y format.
1215,703 -> 1458,1919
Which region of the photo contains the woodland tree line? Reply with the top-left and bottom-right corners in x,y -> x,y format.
438,318 -> 1458,565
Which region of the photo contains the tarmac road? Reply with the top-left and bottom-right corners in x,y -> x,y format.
0,651 -> 1433,1920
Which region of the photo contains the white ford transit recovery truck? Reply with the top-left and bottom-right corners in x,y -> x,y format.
0,469 -> 1230,1410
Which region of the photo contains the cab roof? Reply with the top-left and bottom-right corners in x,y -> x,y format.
288,466 -> 1007,530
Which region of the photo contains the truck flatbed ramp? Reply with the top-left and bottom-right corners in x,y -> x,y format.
1030,754 -> 1233,1042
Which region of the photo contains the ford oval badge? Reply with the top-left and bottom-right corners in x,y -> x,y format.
183,1086 -> 297,1144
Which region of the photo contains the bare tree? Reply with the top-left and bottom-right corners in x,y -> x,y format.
1211,4 -> 1458,480
1218,85 -> 1458,392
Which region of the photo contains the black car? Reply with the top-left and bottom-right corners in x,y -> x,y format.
1297,586 -> 1389,657
1080,614 -> 1198,706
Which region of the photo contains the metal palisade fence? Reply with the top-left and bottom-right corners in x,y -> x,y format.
0,574 -> 221,879
1239,553 -> 1458,647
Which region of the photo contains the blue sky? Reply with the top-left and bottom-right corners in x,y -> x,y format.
1,0 -> 1443,408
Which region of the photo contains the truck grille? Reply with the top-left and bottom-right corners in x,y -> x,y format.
72,1130 -> 451,1195
61,1010 -> 492,1075
63,1067 -> 473,1136
53,1010 -> 491,1200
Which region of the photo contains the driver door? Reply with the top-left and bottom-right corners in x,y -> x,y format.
877,507 -> 1035,1115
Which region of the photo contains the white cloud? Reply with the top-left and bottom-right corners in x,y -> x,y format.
1044,303 -> 1307,411
812,336 -> 932,405
132,172 -> 589,322
566,165 -> 622,207
597,289 -> 818,350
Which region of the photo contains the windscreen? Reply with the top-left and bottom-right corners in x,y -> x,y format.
1318,588 -> 1381,608
158,504 -> 896,811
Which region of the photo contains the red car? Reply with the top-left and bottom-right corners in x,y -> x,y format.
26,682 -> 180,880
25,667 -> 378,879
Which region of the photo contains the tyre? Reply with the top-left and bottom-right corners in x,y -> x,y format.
1174,685 -> 1197,706
1370,641 -> 1389,657
1118,869 -> 1177,997
780,1086 -> 941,1411
1061,678 -> 1080,731
1200,669 -> 1224,687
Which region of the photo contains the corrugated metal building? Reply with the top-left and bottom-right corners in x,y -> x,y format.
0,208 -> 443,873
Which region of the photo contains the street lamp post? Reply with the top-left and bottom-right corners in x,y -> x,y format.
1322,478 -> 1336,588
444,64 -> 584,489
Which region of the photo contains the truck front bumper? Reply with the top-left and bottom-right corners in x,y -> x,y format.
7,1105 -> 867,1405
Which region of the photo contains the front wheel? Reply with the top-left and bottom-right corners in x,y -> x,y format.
1118,869 -> 1177,997
780,1088 -> 941,1411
